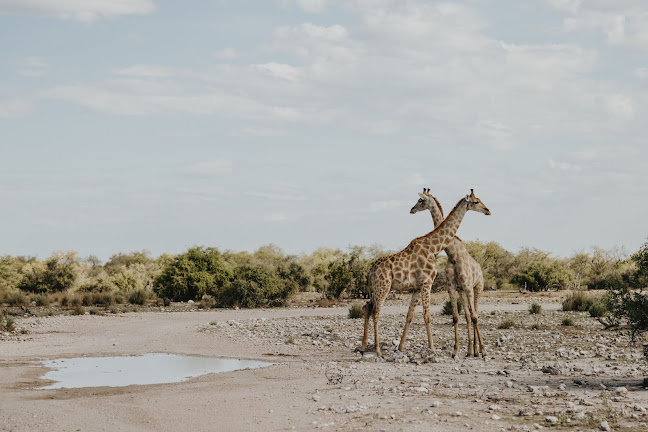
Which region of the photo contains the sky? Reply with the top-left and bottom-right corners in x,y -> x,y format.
1,0 -> 647,262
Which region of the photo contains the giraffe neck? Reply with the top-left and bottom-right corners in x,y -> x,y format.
421,197 -> 469,256
427,196 -> 445,228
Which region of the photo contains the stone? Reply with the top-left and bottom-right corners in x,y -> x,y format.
600,420 -> 611,431
545,416 -> 558,424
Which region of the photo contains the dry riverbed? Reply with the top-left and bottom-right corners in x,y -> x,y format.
1,292 -> 647,431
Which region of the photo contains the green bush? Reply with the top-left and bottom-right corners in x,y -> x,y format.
155,247 -> 231,302
348,303 -> 364,319
442,299 -> 462,316
529,302 -> 542,315
35,294 -> 50,306
561,317 -> 574,326
324,250 -> 371,299
562,291 -> 596,312
72,304 -> 85,315
221,265 -> 294,308
588,300 -> 608,318
5,315 -> 15,332
607,286 -> 648,341
128,289 -> 148,305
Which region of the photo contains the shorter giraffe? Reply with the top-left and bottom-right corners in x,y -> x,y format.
360,189 -> 490,357
410,188 -> 487,357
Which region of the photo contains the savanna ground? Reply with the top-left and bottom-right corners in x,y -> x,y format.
1,291 -> 647,432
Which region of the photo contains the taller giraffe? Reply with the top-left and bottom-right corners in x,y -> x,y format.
360,189 -> 490,357
410,188 -> 487,358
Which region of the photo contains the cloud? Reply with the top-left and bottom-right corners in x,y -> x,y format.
13,56 -> 47,77
606,94 -> 634,118
253,62 -> 301,82
0,0 -> 155,22
185,159 -> 234,176
370,200 -> 400,212
286,0 -> 330,14
549,159 -> 582,172
264,212 -> 299,222
544,1 -> 648,49
0,98 -> 32,118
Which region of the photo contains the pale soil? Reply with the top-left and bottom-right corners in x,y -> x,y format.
1,291 -> 648,432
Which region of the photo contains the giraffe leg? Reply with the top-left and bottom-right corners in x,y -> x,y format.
463,288 -> 481,358
373,300 -> 384,357
360,301 -> 372,353
473,279 -> 486,357
460,289 -> 474,357
421,280 -> 435,350
448,286 -> 460,358
398,291 -> 420,351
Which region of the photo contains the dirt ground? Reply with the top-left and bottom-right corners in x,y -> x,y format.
1,291 -> 648,432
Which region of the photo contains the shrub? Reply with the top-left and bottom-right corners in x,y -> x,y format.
498,318 -> 516,329
199,294 -> 216,309
561,317 -> 574,326
607,286 -> 648,341
348,303 -> 364,319
5,316 -> 15,332
60,295 -> 70,307
442,299 -> 462,316
6,291 -> 27,306
221,265 -> 293,308
529,302 -> 542,315
72,304 -> 85,315
128,289 -> 148,305
588,300 -> 608,318
562,291 -> 596,312
324,250 -> 371,299
34,294 -> 50,306
70,296 -> 82,307
155,247 -> 231,302
18,251 -> 80,293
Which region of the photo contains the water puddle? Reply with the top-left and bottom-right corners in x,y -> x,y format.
37,353 -> 273,389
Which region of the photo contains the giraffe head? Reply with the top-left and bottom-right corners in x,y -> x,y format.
465,189 -> 491,215
410,187 -> 443,216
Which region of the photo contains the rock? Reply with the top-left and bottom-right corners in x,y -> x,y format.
545,416 -> 558,424
614,386 -> 628,396
634,403 -> 647,412
492,414 -> 501,420
572,412 -> 586,420
431,401 -> 441,408
453,411 -> 463,417
600,420 -> 611,431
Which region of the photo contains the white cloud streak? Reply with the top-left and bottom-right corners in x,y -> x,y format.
0,0 -> 155,22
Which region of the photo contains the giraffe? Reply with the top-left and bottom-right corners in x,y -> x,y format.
360,189 -> 490,357
410,188 -> 487,358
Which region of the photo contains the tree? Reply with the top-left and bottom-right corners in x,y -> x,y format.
324,247 -> 372,299
154,247 -> 230,301
18,251 -> 80,293
221,264 -> 293,308
632,238 -> 648,288
511,258 -> 574,291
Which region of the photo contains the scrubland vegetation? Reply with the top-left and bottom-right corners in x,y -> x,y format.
1,239 -> 647,336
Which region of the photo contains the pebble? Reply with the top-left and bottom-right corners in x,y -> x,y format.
600,420 -> 611,431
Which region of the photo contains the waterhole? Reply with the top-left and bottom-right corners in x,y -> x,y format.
38,353 -> 273,389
